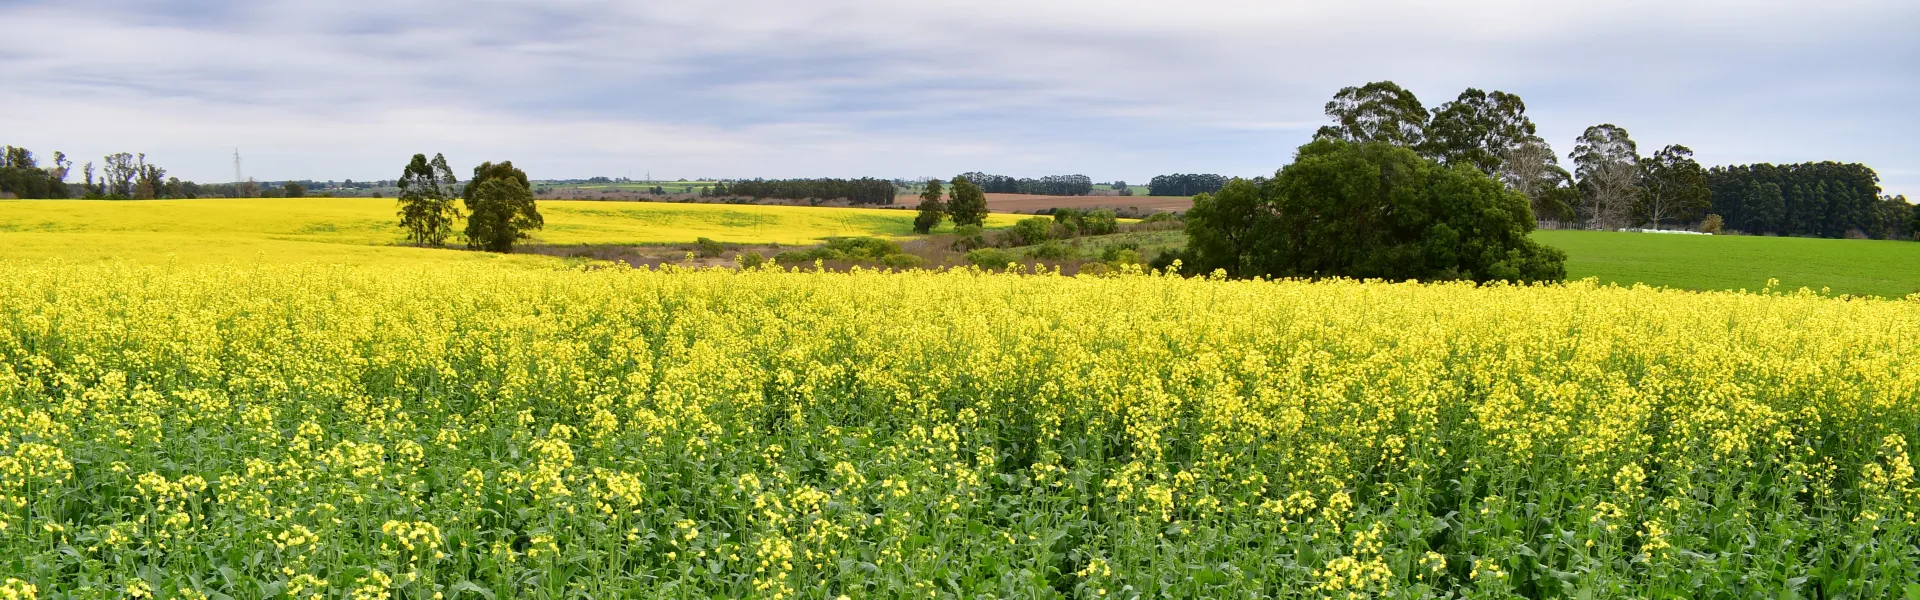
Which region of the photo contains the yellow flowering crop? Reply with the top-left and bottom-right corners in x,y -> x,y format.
0,261 -> 1916,597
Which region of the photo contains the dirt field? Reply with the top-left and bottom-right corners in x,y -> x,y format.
895,193 -> 1192,214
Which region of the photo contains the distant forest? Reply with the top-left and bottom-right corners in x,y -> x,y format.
704,178 -> 896,205
1706,163 -> 1912,239
0,145 -> 388,199
1147,174 -> 1230,197
954,172 -> 1094,196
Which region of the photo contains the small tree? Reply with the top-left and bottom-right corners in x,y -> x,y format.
1699,214 -> 1724,234
397,153 -> 460,246
947,176 -> 988,227
913,178 -> 946,234
284,182 -> 307,198
463,161 -> 542,252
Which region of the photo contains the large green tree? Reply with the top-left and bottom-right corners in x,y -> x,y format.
1181,178 -> 1272,277
1184,139 -> 1565,283
1313,81 -> 1429,148
1421,88 -> 1536,176
1498,136 -> 1577,223
1637,144 -> 1710,228
1569,124 -> 1642,229
946,176 -> 988,227
912,179 -> 946,234
397,153 -> 460,246
463,161 -> 542,252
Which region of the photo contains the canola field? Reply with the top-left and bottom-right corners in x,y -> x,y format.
0,199 -> 1022,265
2,262 -> 1918,598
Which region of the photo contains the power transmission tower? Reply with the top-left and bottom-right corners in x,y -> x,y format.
233,149 -> 243,198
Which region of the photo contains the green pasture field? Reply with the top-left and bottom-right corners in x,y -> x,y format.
1535,229 -> 1920,299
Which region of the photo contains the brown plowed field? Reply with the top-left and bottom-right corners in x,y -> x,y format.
895,193 -> 1192,214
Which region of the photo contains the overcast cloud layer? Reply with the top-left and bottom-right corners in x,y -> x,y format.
1,0 -> 1914,196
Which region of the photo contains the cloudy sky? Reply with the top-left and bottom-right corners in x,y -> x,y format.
1,0 -> 1914,196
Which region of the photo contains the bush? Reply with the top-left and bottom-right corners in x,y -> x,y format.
695,237 -> 725,258
820,237 -> 901,261
1010,217 -> 1054,246
965,248 -> 1018,270
737,251 -> 766,269
1148,249 -> 1186,274
949,225 -> 987,251
1700,214 -> 1724,234
1100,244 -> 1142,263
1026,240 -> 1079,261
771,237 -> 906,266
879,253 -> 924,269
773,250 -> 821,265
1081,209 -> 1118,236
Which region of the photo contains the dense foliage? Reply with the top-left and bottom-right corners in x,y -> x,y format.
1706,162 -> 1914,239
713,178 -> 898,206
946,177 -> 989,227
1303,82 -> 1918,239
1184,139 -> 1565,283
0,146 -> 71,199
912,179 -> 946,234
461,161 -> 542,252
1145,173 -> 1228,197
954,172 -> 1094,196
396,153 -> 460,246
2,263 -> 1918,598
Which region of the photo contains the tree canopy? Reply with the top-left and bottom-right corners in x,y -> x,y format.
1182,139 -> 1565,283
1421,88 -> 1537,177
462,161 -> 542,252
1637,145 -> 1710,228
913,179 -> 946,234
397,153 -> 460,246
1707,162 -> 1910,239
946,176 -> 988,227
1313,81 -> 1430,148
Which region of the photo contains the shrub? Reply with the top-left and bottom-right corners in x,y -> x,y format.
1010,217 -> 1054,246
1026,240 -> 1078,261
965,248 -> 1018,270
950,225 -> 988,251
879,253 -> 924,269
1100,244 -> 1142,263
1081,209 -> 1118,236
737,251 -> 766,269
695,237 -> 725,258
820,237 -> 901,261
1699,214 -> 1724,234
771,237 -> 906,266
773,250 -> 820,265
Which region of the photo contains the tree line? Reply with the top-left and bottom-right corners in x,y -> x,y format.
1297,81 -> 1916,239
1705,163 -> 1912,239
953,172 -> 1094,196
1,143 -> 377,199
1146,174 -> 1228,197
703,178 -> 896,205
